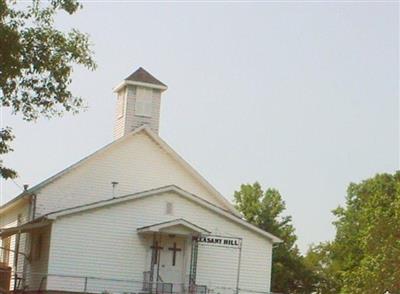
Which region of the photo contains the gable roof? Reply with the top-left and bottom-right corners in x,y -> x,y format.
125,67 -> 167,87
113,67 -> 168,92
43,185 -> 282,243
0,126 -> 239,216
137,218 -> 211,235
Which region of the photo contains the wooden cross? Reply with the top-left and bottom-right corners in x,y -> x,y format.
168,242 -> 182,266
150,241 -> 163,264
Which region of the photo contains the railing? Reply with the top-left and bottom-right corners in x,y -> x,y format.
193,285 -> 207,294
142,271 -> 173,294
143,271 -> 151,291
156,282 -> 173,294
3,270 -> 277,294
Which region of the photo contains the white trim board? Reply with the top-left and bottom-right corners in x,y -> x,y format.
137,218 -> 211,235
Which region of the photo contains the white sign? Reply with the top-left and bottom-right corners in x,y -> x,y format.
197,235 -> 241,248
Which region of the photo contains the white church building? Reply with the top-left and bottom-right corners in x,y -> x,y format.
0,68 -> 281,294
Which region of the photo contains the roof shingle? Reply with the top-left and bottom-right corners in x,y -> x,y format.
125,67 -> 167,87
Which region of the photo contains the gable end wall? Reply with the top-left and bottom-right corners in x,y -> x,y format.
34,132 -> 229,217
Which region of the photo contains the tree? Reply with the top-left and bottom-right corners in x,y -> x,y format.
331,172 -> 400,294
303,243 -> 340,294
0,0 -> 96,179
234,182 -> 316,293
305,171 -> 400,294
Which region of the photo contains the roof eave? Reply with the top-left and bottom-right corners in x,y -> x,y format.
113,80 -> 168,93
142,128 -> 242,217
0,126 -> 239,218
0,193 -> 31,214
137,218 -> 211,235
0,217 -> 52,239
46,185 -> 282,244
0,126 -> 149,210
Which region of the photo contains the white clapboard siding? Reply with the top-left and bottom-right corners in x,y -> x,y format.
124,87 -> 162,135
113,88 -> 127,140
114,86 -> 162,139
35,132 -> 227,217
196,244 -> 240,290
46,191 -> 272,293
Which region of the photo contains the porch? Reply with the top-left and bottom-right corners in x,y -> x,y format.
1,219 -> 247,294
1,218 -> 210,294
137,219 -> 210,294
1,218 -> 52,292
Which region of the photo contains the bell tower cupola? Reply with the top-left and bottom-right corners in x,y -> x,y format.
113,67 -> 167,139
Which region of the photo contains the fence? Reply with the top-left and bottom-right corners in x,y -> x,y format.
1,270 -> 278,294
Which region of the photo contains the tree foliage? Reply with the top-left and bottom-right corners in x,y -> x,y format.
303,243 -> 341,294
0,127 -> 16,178
0,0 -> 96,179
305,171 -> 400,294
234,182 -> 316,293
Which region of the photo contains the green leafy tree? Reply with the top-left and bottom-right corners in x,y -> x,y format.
0,0 -> 96,179
305,171 -> 400,294
303,243 -> 340,294
331,172 -> 400,294
234,182 -> 316,293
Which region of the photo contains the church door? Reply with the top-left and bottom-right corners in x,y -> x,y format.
158,237 -> 185,286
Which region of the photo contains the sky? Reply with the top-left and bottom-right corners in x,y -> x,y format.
1,1 -> 398,253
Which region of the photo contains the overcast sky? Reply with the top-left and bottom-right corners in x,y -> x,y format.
1,1 -> 398,252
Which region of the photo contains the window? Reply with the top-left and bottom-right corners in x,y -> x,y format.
116,90 -> 125,119
166,202 -> 173,215
1,237 -> 11,264
135,87 -> 153,117
127,86 -> 136,98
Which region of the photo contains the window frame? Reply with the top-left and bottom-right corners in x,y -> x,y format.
135,87 -> 153,118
